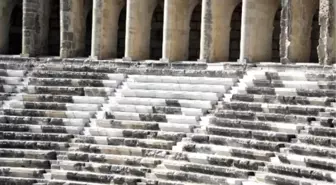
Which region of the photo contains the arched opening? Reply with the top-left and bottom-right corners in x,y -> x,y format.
117,7 -> 126,58
229,3 -> 242,61
8,4 -> 22,55
85,10 -> 92,57
188,4 -> 201,60
310,9 -> 320,63
150,5 -> 163,60
272,8 -> 281,62
48,0 -> 60,56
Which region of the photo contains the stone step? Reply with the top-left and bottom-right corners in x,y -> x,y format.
102,104 -> 205,116
188,134 -> 286,152
127,75 -> 236,85
2,109 -> 96,119
304,126 -> 336,137
297,134 -> 336,148
0,62 -> 33,70
174,142 -> 275,161
0,115 -> 89,127
0,76 -> 24,85
0,123 -> 83,134
0,84 -> 25,93
31,70 -> 126,80
93,119 -> 160,130
68,143 -> 170,158
230,94 -> 336,107
27,86 -> 115,96
0,69 -> 26,77
255,172 -> 335,185
63,151 -> 161,168
86,128 -> 186,142
209,118 -> 303,133
0,176 -> 46,185
0,167 -> 46,178
57,160 -> 150,177
159,160 -> 254,179
318,117 -> 336,127
231,86 -> 336,98
245,71 -> 336,81
0,131 -> 74,142
102,111 -> 200,124
289,144 -> 336,159
6,101 -> 102,111
110,97 -> 215,109
151,168 -> 244,185
202,126 -> 296,142
119,89 -> 222,101
0,140 -> 70,151
266,163 -> 336,183
0,149 -> 57,160
20,94 -> 107,104
28,77 -> 121,88
124,82 -> 229,93
0,158 -> 51,169
48,179 -> 107,185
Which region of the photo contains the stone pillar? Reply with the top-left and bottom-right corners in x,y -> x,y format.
162,0 -> 200,61
91,0 -> 125,60
22,0 -> 50,56
199,0 -> 240,62
280,0 -> 319,63
0,0 -> 19,54
318,0 -> 335,65
239,0 -> 280,62
124,0 -> 157,60
60,0 -> 86,58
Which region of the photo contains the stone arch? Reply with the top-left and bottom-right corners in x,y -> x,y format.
229,3 -> 242,61
310,8 -> 320,62
8,3 -> 22,55
188,3 -> 201,60
85,9 -> 92,57
48,0 -> 60,56
272,8 -> 281,62
117,6 -> 126,58
150,4 -> 164,60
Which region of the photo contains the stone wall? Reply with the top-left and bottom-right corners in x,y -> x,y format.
229,3 -> 241,61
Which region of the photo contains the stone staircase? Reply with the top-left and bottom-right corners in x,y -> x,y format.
0,58 -> 335,185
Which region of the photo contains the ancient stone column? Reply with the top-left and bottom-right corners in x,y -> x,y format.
318,0 -> 336,65
22,0 -> 50,57
91,0 -> 125,60
199,0 -> 240,62
60,0 -> 87,58
280,0 -> 319,63
239,0 -> 280,62
162,0 -> 200,61
0,0 -> 19,54
124,0 -> 157,60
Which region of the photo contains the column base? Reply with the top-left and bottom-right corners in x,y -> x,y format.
160,58 -> 170,63
123,57 -> 132,61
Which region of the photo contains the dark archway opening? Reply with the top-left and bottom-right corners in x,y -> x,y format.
85,10 -> 92,57
188,4 -> 201,60
8,4 -> 22,55
310,9 -> 320,62
150,5 -> 163,60
117,7 -> 126,58
229,3 -> 242,61
48,0 -> 60,56
272,8 -> 281,62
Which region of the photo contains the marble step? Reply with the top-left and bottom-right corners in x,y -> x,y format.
48,179 -> 107,185
110,97 -> 215,109
0,62 -> 34,70
0,167 -> 46,178
229,94 -> 336,107
31,70 -> 126,80
0,69 -> 26,77
28,77 -> 121,88
0,157 -> 51,169
102,104 -> 205,116
256,172 -> 335,185
119,89 -> 222,101
151,168 -> 244,185
0,76 -> 24,85
209,118 -> 303,133
303,126 -> 336,137
19,94 -> 107,104
0,115 -> 89,127
289,143 -> 336,159
102,111 -> 200,124
0,131 -> 74,142
124,82 -> 229,93
0,123 -> 83,134
245,71 -> 336,81
0,84 -> 25,93
0,149 -> 57,160
57,160 -> 150,177
0,176 -> 46,185
297,134 -> 336,147
27,86 -> 115,96
0,140 -> 70,151
174,142 -> 275,161
188,134 -> 286,152
6,101 -> 102,111
127,75 -> 236,85
2,109 -> 96,119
